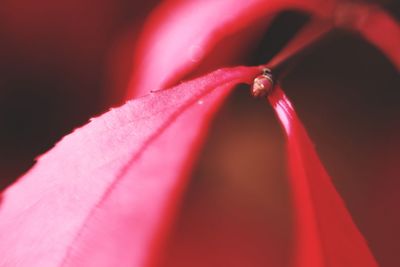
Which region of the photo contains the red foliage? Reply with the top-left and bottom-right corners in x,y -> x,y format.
0,0 -> 399,266
269,87 -> 378,266
0,67 -> 259,266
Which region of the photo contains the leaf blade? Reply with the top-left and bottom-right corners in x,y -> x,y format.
268,86 -> 378,267
127,0 -> 337,98
0,66 -> 259,267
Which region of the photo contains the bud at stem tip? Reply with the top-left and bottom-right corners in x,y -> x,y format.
251,68 -> 274,98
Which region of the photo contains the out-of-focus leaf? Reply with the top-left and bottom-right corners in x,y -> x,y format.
0,66 -> 259,267
127,0 -> 337,98
128,0 -> 399,99
334,2 -> 400,70
268,86 -> 378,267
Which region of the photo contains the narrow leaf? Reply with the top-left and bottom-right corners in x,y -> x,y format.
128,1 -> 398,99
127,0 -> 337,98
267,19 -> 333,73
0,66 -> 259,267
268,86 -> 378,267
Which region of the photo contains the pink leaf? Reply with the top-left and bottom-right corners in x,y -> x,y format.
127,0 -> 337,98
268,86 -> 378,267
128,0 -> 399,99
0,66 -> 259,267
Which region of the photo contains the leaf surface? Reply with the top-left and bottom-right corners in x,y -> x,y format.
268,86 -> 378,267
0,66 -> 259,267
127,0 -> 337,98
128,0 -> 399,99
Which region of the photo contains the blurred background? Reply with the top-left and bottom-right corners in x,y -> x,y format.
0,1 -> 399,266
0,0 -> 159,186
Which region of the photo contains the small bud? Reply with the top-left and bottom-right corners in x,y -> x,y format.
251,69 -> 274,98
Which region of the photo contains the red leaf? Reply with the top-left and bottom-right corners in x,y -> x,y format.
334,3 -> 400,70
0,66 -> 259,267
268,86 -> 378,267
128,0 -> 399,100
127,0 -> 337,98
